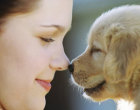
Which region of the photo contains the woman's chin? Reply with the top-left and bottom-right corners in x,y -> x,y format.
27,96 -> 46,110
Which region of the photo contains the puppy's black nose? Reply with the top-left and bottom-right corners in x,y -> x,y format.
68,64 -> 74,73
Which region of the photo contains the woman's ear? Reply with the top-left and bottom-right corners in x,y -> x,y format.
103,24 -> 139,83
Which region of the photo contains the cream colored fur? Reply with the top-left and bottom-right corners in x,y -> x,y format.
72,5 -> 140,110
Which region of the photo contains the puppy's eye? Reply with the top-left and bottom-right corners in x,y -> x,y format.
91,47 -> 101,53
40,37 -> 55,43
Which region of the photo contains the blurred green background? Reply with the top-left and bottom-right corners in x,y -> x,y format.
45,0 -> 140,110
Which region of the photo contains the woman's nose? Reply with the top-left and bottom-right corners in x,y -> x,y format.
49,51 -> 70,71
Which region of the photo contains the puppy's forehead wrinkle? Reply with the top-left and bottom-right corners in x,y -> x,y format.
93,41 -> 102,49
88,31 -> 102,46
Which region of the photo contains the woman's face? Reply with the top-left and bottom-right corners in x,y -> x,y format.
0,0 -> 72,110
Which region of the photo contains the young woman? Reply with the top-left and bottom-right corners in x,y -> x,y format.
0,0 -> 73,110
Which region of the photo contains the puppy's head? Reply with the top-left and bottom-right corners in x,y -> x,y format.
69,5 -> 140,101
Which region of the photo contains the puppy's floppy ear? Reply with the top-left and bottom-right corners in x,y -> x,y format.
103,23 -> 140,83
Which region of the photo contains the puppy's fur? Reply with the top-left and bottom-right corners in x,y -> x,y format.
71,5 -> 140,110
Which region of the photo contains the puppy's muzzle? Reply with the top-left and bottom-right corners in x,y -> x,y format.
68,63 -> 74,74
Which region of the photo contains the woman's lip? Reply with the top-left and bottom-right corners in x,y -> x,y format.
36,79 -> 52,91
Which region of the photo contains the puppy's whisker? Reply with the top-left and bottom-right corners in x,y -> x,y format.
69,76 -> 84,94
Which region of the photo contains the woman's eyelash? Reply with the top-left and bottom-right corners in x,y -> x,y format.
40,37 -> 54,42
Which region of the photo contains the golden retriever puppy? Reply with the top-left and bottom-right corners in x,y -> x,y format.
69,5 -> 140,110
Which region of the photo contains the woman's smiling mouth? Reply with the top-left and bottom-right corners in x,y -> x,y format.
36,79 -> 52,91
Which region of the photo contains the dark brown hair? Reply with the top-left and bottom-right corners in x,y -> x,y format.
0,0 -> 39,27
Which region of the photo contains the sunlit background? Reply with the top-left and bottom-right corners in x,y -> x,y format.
45,0 -> 140,110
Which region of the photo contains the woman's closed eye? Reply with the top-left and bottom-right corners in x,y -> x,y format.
39,36 -> 55,46
40,37 -> 55,42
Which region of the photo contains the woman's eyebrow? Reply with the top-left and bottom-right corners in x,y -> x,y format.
40,24 -> 71,32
